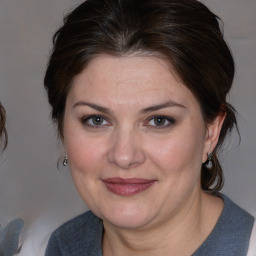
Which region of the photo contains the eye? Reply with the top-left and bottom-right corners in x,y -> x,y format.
146,115 -> 176,128
82,115 -> 110,127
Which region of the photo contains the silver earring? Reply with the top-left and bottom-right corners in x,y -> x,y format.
205,152 -> 213,169
63,154 -> 68,166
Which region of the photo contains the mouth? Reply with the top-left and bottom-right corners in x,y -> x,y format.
102,177 -> 156,196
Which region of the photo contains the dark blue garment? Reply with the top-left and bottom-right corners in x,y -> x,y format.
45,194 -> 254,256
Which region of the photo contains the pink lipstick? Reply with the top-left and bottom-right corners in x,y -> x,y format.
102,177 -> 156,196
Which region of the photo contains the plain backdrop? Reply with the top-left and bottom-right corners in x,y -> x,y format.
0,0 -> 255,255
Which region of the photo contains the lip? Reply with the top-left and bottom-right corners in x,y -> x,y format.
102,177 -> 156,196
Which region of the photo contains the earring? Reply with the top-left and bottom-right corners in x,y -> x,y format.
63,154 -> 68,166
205,152 -> 213,169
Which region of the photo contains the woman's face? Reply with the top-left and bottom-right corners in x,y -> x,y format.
63,55 -> 215,230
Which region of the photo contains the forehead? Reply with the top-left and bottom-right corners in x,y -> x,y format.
68,54 -> 200,110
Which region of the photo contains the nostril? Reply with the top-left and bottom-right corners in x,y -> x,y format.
127,161 -> 140,168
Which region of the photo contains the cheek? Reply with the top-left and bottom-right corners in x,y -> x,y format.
146,128 -> 206,177
63,124 -> 108,176
67,138 -> 106,174
64,133 -> 109,209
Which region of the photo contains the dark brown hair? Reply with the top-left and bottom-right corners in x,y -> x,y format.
44,0 -> 237,192
0,102 -> 8,150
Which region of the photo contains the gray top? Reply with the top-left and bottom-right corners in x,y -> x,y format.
45,194 -> 254,256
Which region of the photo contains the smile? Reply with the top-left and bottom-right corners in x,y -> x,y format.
102,177 -> 156,196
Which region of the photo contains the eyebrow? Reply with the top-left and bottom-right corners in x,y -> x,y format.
140,101 -> 186,113
72,100 -> 185,114
72,101 -> 112,115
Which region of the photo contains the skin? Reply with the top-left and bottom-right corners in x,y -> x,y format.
63,55 -> 225,255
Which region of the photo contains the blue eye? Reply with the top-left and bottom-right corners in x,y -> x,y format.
147,116 -> 175,128
82,115 -> 110,127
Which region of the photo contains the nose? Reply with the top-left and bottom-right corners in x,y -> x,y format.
107,128 -> 146,169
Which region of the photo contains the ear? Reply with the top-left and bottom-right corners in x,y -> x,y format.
202,110 -> 226,163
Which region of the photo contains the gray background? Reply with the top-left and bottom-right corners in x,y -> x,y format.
0,0 -> 255,255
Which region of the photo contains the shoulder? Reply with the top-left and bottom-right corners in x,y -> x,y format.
51,210 -> 102,238
216,194 -> 255,250
45,211 -> 103,256
220,194 -> 254,230
194,194 -> 255,256
247,219 -> 256,256
220,194 -> 256,255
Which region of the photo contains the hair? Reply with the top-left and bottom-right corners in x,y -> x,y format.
44,0 -> 237,193
0,102 -> 8,151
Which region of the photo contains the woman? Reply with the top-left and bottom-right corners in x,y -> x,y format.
44,0 -> 255,255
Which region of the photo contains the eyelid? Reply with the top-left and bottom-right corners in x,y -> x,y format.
80,114 -> 176,130
144,115 -> 176,128
81,114 -> 112,128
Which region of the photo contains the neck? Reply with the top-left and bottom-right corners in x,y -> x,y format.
103,191 -> 223,256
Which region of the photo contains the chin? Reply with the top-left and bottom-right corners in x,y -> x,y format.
100,205 -> 155,229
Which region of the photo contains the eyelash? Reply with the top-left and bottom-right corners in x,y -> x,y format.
81,115 -> 176,129
145,115 -> 176,129
81,115 -> 111,128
